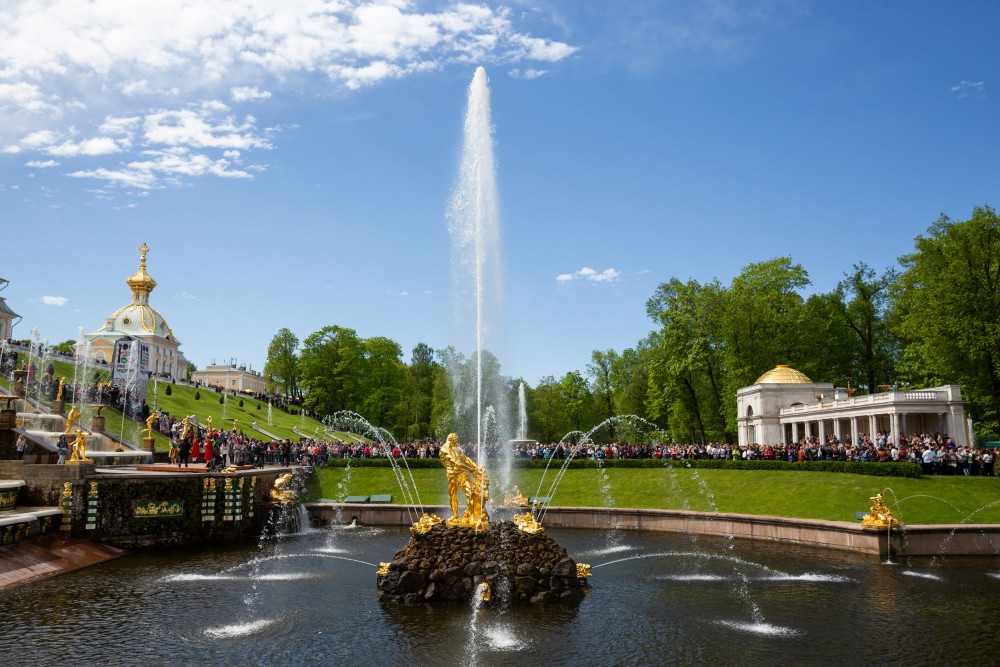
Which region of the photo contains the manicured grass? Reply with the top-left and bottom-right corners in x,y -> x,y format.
2,364 -> 354,451
312,466 -> 1000,525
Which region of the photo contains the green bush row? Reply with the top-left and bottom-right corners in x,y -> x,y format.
323,457 -> 922,478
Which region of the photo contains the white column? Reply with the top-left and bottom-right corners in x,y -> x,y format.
891,414 -> 901,447
738,422 -> 747,447
850,417 -> 858,446
901,414 -> 908,439
834,418 -> 842,442
869,415 -> 877,439
818,419 -> 826,444
804,421 -> 812,439
792,422 -> 799,443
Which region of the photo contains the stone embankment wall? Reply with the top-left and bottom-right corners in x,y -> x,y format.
306,503 -> 1000,559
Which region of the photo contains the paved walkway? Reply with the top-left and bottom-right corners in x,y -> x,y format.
0,534 -> 124,590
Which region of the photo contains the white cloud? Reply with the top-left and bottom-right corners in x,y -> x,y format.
69,146 -> 253,190
509,68 -> 548,80
26,159 -> 59,168
0,1 -> 575,190
951,80 -> 985,99
556,267 -> 621,283
41,295 -> 69,306
231,86 -> 271,102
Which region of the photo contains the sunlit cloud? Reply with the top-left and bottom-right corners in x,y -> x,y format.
951,80 -> 986,99
556,267 -> 621,283
41,295 -> 69,306
0,0 -> 576,190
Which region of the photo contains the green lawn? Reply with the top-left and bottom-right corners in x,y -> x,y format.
2,363 -> 357,451
312,466 -> 1000,525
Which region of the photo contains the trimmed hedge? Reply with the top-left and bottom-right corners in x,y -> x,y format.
323,457 -> 922,478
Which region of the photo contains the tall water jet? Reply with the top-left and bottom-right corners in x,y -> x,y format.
517,382 -> 527,440
447,66 -> 511,473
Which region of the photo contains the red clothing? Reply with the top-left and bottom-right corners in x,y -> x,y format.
203,441 -> 213,461
190,439 -> 201,460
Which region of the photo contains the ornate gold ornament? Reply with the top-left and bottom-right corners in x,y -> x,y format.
440,433 -> 490,532
410,513 -> 443,536
860,493 -> 901,528
512,512 -> 544,535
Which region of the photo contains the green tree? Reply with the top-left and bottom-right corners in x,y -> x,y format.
894,206 -> 1000,433
832,263 -> 898,394
361,336 -> 407,429
403,343 -> 436,438
264,328 -> 301,399
52,339 -> 76,355
587,349 -> 618,427
298,325 -> 364,416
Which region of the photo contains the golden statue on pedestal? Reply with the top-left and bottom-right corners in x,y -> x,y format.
861,493 -> 901,528
68,429 -> 93,463
56,377 -> 65,401
64,405 -> 80,435
145,414 -> 157,438
440,432 -> 490,532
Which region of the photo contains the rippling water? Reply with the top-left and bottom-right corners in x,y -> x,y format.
1,527 -> 998,666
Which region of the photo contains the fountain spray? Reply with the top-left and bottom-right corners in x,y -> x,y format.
447,66 -> 508,474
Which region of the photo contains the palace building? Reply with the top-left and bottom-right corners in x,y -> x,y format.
191,363 -> 267,394
736,364 -> 972,447
84,243 -> 188,379
0,278 -> 19,341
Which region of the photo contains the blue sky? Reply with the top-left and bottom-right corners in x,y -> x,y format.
1,1 -> 998,385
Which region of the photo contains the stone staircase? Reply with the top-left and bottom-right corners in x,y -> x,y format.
0,479 -> 62,546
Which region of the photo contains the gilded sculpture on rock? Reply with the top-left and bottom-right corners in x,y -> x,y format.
440,432 -> 490,532
861,493 -> 901,528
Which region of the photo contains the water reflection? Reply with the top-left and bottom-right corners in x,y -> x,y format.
0,527 -> 998,666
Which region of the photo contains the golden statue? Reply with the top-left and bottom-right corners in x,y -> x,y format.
56,377 -> 65,401
64,405 -> 80,435
512,511 -> 544,535
377,562 -> 390,576
440,433 -> 490,531
68,429 -> 93,463
63,482 -> 72,498
410,513 -> 443,536
180,415 -> 195,440
861,493 -> 901,528
503,485 -> 530,507
206,415 -> 212,430
145,413 -> 157,438
576,563 -> 592,580
479,582 -> 491,603
232,419 -> 238,433
269,473 -> 297,504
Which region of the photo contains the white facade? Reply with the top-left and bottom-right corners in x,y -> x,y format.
737,365 -> 971,447
192,364 -> 267,394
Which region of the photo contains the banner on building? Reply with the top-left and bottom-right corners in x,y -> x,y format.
111,337 -> 150,401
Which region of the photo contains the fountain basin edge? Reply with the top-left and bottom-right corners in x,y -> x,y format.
305,503 -> 1000,559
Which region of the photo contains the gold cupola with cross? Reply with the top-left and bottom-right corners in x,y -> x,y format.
84,243 -> 188,378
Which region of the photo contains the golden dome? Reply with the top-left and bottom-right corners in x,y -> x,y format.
126,242 -> 157,296
754,364 -> 812,384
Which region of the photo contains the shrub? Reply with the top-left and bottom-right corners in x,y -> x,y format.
194,390 -> 200,400
239,399 -> 244,408
165,385 -> 172,396
219,396 -> 224,405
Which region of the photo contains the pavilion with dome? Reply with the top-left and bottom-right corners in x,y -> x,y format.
736,364 -> 972,447
84,243 -> 188,379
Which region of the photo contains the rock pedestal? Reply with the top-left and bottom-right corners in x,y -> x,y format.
377,521 -> 585,605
